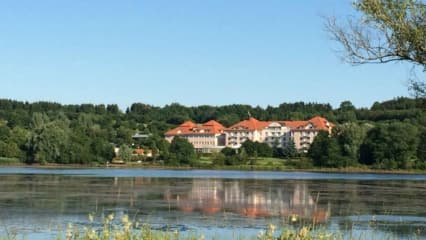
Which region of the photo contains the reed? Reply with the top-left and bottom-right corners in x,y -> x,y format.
1,213 -> 423,240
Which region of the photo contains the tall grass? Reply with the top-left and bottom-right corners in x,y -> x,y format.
1,213 -> 423,240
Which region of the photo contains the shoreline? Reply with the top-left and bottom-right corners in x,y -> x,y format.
1,163 -> 425,175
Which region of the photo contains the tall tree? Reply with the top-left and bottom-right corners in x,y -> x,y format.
309,131 -> 343,167
326,0 -> 426,96
333,122 -> 372,165
360,122 -> 419,169
417,129 -> 426,167
118,144 -> 133,162
282,140 -> 298,159
168,137 -> 196,165
26,113 -> 72,164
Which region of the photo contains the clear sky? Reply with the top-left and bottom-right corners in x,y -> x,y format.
0,0 -> 415,110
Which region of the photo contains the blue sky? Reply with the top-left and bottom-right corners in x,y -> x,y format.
0,0 -> 415,110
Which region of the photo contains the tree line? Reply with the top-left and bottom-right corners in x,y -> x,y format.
0,97 -> 425,169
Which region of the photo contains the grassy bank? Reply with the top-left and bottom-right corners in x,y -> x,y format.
0,157 -> 24,166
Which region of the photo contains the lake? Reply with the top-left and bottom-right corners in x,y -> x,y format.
0,168 -> 425,239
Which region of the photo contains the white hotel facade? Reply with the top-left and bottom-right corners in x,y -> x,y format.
165,116 -> 334,152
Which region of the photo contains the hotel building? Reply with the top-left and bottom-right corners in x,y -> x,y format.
164,120 -> 226,153
165,116 -> 334,152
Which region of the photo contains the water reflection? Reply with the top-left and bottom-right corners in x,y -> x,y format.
0,172 -> 425,239
167,179 -> 329,223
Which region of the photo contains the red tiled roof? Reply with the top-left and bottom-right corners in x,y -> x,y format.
166,117 -> 334,135
226,117 -> 270,131
281,121 -> 308,129
308,116 -> 333,131
203,120 -> 223,127
165,120 -> 225,136
226,117 -> 334,132
180,121 -> 196,128
134,149 -> 152,155
285,116 -> 334,131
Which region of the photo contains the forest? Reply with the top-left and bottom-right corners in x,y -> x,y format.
0,97 -> 425,169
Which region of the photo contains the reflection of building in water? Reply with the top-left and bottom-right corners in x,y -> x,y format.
171,179 -> 330,223
109,177 -> 329,224
176,179 -> 223,214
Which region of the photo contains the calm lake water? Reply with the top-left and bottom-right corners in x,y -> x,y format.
0,168 -> 426,239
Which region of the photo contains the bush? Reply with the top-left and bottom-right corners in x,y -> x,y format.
0,157 -> 21,164
287,158 -> 314,169
211,152 -> 225,166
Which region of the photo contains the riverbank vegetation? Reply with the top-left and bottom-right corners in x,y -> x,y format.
59,221 -> 340,240
0,97 -> 425,170
1,213 -> 421,240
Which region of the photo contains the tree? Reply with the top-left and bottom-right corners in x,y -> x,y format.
0,125 -> 11,141
417,129 -> 426,168
282,141 -> 298,159
168,137 -> 196,165
26,113 -> 72,164
216,113 -> 241,127
118,144 -> 133,162
360,122 -> 419,169
272,145 -> 285,158
241,140 -> 257,157
241,140 -> 273,158
309,131 -> 343,167
333,122 -> 372,166
211,152 -> 226,166
91,138 -> 115,163
326,0 -> 426,96
221,147 -> 237,156
257,142 -> 273,157
336,101 -> 357,122
0,141 -> 21,158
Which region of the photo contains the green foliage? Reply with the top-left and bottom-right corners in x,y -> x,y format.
326,0 -> 426,96
91,138 -> 115,163
26,113 -> 71,164
241,140 -> 273,158
168,137 -> 196,165
360,122 -> 419,169
221,147 -> 237,156
287,158 -> 314,169
309,131 -> 343,167
279,141 -> 298,158
0,97 -> 425,169
211,152 -> 226,166
0,157 -> 21,164
333,122 -> 372,166
119,144 -> 133,162
418,129 -> 426,161
336,100 -> 357,123
223,148 -> 248,166
216,113 -> 241,126
0,141 -> 21,159
30,214 -> 343,240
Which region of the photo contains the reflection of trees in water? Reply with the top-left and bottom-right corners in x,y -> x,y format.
1,174 -> 425,239
315,180 -> 426,217
170,179 -> 330,223
0,175 -> 167,217
336,217 -> 426,239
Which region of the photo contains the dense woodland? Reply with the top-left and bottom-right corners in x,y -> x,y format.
0,97 -> 425,169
